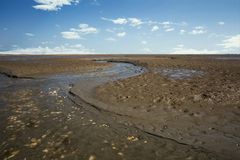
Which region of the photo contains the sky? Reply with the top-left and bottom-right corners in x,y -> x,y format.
0,0 -> 240,54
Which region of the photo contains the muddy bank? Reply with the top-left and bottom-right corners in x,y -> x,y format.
80,56 -> 240,159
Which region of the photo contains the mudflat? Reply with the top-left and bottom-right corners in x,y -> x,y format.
94,55 -> 240,159
0,55 -> 239,160
0,55 -> 111,77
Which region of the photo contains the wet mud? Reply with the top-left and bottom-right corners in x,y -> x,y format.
0,55 -> 239,160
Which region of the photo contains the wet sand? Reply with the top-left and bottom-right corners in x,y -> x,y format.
0,55 -> 239,160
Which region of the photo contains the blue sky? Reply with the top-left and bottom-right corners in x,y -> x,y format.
0,0 -> 239,54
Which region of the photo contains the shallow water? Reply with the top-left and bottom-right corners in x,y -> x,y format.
0,74 -> 11,89
154,68 -> 203,80
47,61 -> 146,92
214,55 -> 240,60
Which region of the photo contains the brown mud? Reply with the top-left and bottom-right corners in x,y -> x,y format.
0,55 -> 239,160
93,56 -> 240,160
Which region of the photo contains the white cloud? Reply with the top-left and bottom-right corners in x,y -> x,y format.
112,18 -> 128,25
161,21 -> 171,25
0,44 -> 96,55
218,21 -> 225,26
128,18 -> 143,27
141,41 -> 147,45
33,0 -> 79,11
165,28 -> 175,32
74,23 -> 98,34
151,25 -> 159,32
61,23 -> 98,39
163,25 -> 171,29
117,32 -> 126,37
148,21 -> 188,33
102,18 -> 187,31
179,29 -> 186,35
25,33 -> 35,37
102,17 -> 143,27
61,31 -> 80,39
218,34 -> 240,48
151,21 -> 187,27
102,17 -> 128,25
189,26 -> 207,35
3,28 -> 8,31
105,37 -> 116,42
160,22 -> 175,32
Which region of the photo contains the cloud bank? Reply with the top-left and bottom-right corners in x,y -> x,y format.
0,44 -> 96,55
219,34 -> 240,49
33,0 -> 79,11
61,23 -> 98,39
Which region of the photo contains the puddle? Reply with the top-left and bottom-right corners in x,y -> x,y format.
215,57 -> 240,60
214,55 -> 240,60
154,68 -> 203,80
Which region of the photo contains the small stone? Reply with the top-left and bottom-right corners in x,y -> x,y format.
127,136 -> 139,142
29,142 -> 38,148
118,152 -> 124,156
42,149 -> 49,153
193,94 -> 202,101
163,125 -> 168,129
42,134 -> 47,138
208,127 -> 215,130
153,97 -> 161,103
103,140 -> 108,144
89,155 -> 96,160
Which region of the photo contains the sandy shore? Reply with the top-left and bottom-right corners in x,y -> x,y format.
0,55 -> 239,160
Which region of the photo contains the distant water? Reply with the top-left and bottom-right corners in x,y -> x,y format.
154,68 -> 204,80
213,55 -> 240,60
